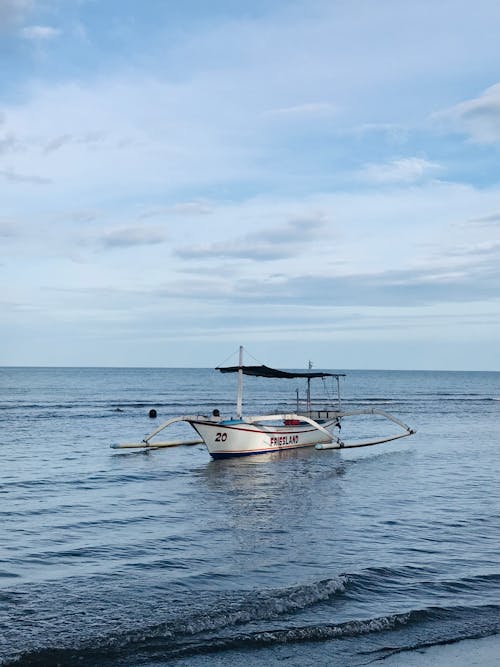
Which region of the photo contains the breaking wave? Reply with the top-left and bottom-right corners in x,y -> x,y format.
3,571 -> 499,666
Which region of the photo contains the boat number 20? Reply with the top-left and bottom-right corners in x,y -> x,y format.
215,432 -> 227,442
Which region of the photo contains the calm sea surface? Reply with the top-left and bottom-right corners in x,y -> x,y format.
0,367 -> 499,665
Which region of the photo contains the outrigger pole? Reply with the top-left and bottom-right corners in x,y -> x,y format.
111,414 -> 205,449
315,408 -> 415,449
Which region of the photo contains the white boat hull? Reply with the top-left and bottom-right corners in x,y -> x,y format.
188,418 -> 336,459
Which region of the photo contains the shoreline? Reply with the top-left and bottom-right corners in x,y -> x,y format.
380,634 -> 499,666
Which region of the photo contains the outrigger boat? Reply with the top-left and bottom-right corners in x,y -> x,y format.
112,347 -> 416,459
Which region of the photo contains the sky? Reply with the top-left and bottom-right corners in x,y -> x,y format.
1,0 -> 500,370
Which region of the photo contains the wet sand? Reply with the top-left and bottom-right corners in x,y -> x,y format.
382,634 -> 499,666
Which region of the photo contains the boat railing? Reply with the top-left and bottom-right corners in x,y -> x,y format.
275,397 -> 342,415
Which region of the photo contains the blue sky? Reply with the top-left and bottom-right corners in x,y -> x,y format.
1,0 -> 500,369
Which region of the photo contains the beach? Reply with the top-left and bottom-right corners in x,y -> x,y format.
382,634 -> 500,666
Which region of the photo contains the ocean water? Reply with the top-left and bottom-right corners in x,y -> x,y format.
0,367 -> 499,666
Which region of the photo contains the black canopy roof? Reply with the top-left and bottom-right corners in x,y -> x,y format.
217,365 -> 345,379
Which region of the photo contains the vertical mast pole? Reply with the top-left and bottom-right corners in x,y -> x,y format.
236,345 -> 243,419
337,375 -> 342,411
307,360 -> 312,413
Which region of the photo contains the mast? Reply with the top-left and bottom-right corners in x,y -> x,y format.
236,345 -> 243,418
307,360 -> 312,411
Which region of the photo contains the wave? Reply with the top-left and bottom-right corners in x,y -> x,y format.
0,469 -> 183,494
5,604 -> 498,666
3,568 -> 499,666
1,577 -> 347,665
348,565 -> 500,592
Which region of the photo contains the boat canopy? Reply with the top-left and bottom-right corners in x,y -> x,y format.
217,365 -> 345,380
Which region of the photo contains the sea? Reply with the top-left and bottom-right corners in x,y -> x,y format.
0,367 -> 499,666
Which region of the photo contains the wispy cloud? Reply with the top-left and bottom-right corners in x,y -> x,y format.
0,219 -> 17,237
175,215 -> 329,261
435,83 -> 500,143
145,251 -> 500,308
0,167 -> 51,184
358,157 -> 442,184
169,201 -> 212,216
468,211 -> 500,225
42,132 -> 107,154
264,102 -> 336,118
98,225 -> 168,249
441,240 -> 500,260
0,132 -> 20,154
21,24 -> 59,40
42,134 -> 73,154
139,201 -> 212,219
235,260 -> 500,309
0,0 -> 33,29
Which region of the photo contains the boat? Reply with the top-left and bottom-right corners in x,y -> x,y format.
112,347 -> 416,459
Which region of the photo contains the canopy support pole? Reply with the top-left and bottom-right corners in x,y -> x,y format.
236,345 -> 243,419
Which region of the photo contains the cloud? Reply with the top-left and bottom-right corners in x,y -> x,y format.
264,102 -> 336,118
435,83 -> 500,143
139,201 -> 212,219
67,210 -> 100,223
0,76 -> 266,196
236,262 -> 500,309
441,240 -> 500,260
358,157 -> 442,184
0,132 -> 20,154
147,260 -> 500,309
98,225 -> 168,249
467,212 -> 500,225
21,24 -> 59,39
0,167 -> 51,184
42,132 -> 107,154
1,119 -> 105,162
175,214 -> 329,261
0,219 -> 17,237
0,0 -> 33,29
42,134 -> 73,154
161,230 -> 500,308
170,202 -> 212,215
